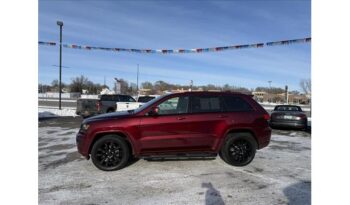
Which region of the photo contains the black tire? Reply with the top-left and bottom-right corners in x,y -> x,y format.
220,132 -> 257,167
91,135 -> 130,171
107,108 -> 115,113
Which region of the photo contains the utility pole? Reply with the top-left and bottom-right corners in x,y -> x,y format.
285,85 -> 289,104
190,80 -> 193,91
267,80 -> 272,103
137,64 -> 139,95
57,21 -> 63,110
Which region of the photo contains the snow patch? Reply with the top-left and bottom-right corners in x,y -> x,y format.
39,107 -> 78,118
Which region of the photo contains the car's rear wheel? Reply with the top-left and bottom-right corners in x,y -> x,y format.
220,133 -> 257,166
91,135 -> 130,171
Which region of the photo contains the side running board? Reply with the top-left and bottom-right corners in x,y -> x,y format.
142,153 -> 217,161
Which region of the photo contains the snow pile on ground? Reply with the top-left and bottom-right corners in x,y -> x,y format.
80,94 -> 99,99
100,88 -> 115,95
39,107 -> 78,118
38,99 -> 77,102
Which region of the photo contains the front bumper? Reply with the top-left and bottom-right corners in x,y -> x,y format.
76,132 -> 90,159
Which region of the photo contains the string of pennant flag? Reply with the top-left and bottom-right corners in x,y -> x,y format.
38,37 -> 311,54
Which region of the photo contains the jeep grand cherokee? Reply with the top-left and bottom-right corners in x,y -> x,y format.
76,92 -> 271,171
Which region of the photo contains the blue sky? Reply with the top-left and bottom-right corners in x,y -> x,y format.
39,0 -> 311,91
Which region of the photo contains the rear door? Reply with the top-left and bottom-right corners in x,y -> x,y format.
185,94 -> 228,151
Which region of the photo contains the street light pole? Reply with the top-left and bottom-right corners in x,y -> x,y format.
267,80 -> 272,103
137,64 -> 139,95
57,21 -> 63,110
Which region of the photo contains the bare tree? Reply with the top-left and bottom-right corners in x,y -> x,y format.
300,79 -> 311,94
50,79 -> 67,92
70,75 -> 89,93
141,81 -> 153,90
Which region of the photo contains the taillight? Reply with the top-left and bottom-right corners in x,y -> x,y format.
263,114 -> 270,120
96,101 -> 101,111
298,114 -> 307,119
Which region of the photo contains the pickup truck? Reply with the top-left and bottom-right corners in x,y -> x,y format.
116,95 -> 161,111
76,94 -> 142,118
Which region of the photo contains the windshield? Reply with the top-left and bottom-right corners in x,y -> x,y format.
133,94 -> 166,113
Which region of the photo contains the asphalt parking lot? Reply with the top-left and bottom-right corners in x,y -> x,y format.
39,117 -> 311,205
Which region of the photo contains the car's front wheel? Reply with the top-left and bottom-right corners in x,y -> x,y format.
220,132 -> 257,166
91,135 -> 130,171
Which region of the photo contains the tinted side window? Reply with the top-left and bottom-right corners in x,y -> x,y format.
119,95 -> 136,102
101,95 -> 118,101
222,96 -> 253,112
138,96 -> 155,103
191,96 -> 222,113
158,96 -> 189,115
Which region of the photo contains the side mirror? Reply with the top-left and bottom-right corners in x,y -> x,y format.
148,107 -> 159,116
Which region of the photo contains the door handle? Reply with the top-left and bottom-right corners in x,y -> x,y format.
177,117 -> 187,120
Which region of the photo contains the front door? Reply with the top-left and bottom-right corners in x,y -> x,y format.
138,95 -> 191,153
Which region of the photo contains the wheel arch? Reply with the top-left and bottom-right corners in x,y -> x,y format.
219,128 -> 259,150
89,131 -> 135,156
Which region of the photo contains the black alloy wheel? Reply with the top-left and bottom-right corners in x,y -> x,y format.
228,139 -> 253,163
220,133 -> 257,166
91,135 -> 130,171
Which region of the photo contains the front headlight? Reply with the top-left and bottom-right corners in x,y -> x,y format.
80,124 -> 90,132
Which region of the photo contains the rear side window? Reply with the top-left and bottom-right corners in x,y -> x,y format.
118,95 -> 136,102
222,96 -> 253,112
100,95 -> 119,101
138,96 -> 155,102
191,96 -> 222,113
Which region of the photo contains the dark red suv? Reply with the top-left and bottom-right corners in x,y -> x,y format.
76,92 -> 271,171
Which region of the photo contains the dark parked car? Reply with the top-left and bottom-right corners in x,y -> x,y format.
76,92 -> 271,171
269,105 -> 308,130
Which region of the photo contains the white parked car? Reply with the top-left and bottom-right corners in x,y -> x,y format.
116,95 -> 160,112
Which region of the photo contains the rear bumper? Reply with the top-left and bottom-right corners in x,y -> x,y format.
270,120 -> 306,129
257,126 -> 271,149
